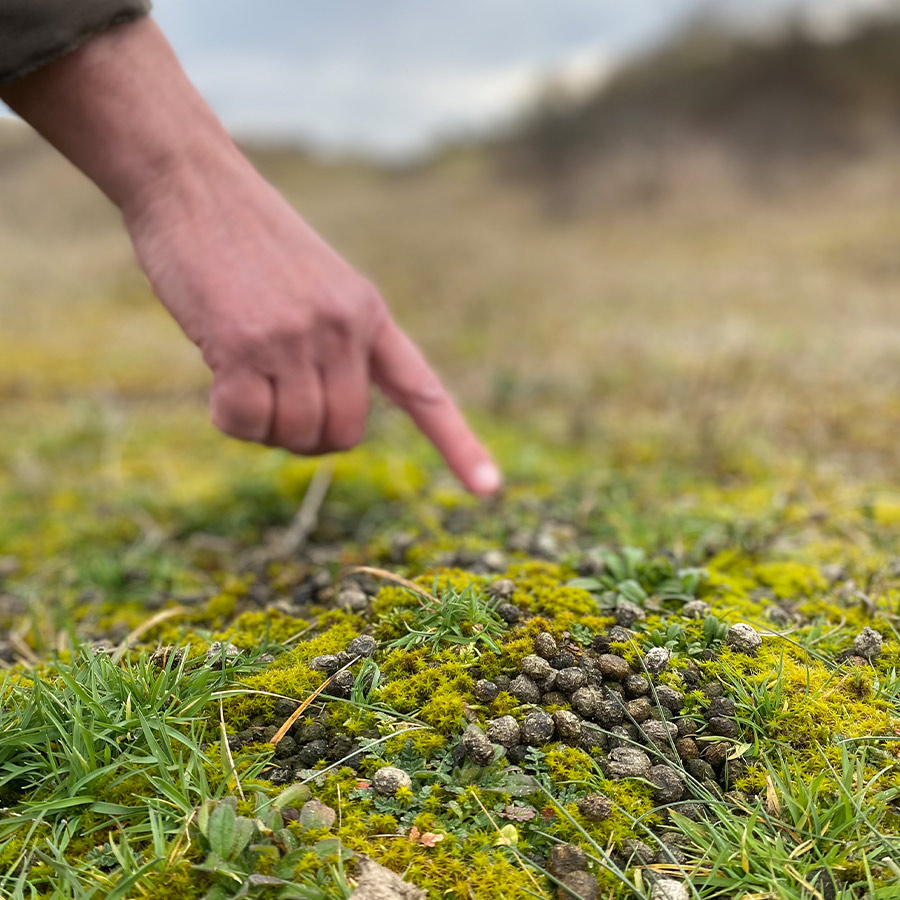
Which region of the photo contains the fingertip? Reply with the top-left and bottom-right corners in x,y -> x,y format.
467,459 -> 503,496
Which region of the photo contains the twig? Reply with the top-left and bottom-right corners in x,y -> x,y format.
279,459 -> 336,557
342,565 -> 439,606
239,459 -> 336,568
111,606 -> 187,664
271,671 -> 337,745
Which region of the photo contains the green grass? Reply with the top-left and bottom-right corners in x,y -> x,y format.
3,129 -> 900,897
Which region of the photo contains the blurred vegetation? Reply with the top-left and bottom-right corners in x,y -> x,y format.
4,9 -> 900,895
502,8 -> 900,210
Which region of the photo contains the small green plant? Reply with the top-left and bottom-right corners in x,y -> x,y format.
645,614 -> 729,656
569,547 -> 706,609
192,788 -> 354,900
384,583 -> 506,654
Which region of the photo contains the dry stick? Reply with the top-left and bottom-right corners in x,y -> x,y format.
7,631 -> 39,666
279,459 -> 337,557
271,672 -> 337,745
111,606 -> 187,664
342,565 -> 439,606
238,459 -> 336,569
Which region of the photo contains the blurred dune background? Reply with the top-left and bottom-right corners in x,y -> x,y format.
5,1 -> 900,514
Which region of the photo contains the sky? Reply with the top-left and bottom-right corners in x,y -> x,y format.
6,0 -> 899,158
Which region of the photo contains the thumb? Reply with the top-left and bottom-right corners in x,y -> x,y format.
370,318 -> 501,495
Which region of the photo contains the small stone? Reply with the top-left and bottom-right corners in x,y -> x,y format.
462,727 -> 495,766
473,679 -> 500,703
615,600 -> 645,628
681,599 -> 710,619
605,725 -> 632,749
298,799 -> 337,831
626,697 -> 653,723
580,723 -> 607,751
488,578 -> 516,599
534,632 -> 559,659
644,647 -> 671,675
571,686 -> 603,719
329,669 -> 355,697
650,879 -> 689,900
482,550 -> 507,572
649,765 -> 686,804
641,720 -> 678,747
542,691 -> 568,707
577,793 -> 613,821
520,654 -> 553,680
685,758 -> 716,781
706,697 -> 736,719
655,844 -> 686,866
607,746 -> 652,779
298,739 -> 329,767
595,699 -> 625,727
336,588 -> 368,613
703,743 -> 729,769
553,709 -> 583,741
707,716 -> 739,739
533,529 -> 561,559
507,744 -> 530,765
205,641 -> 241,666
273,735 -> 297,757
726,623 -> 762,655
623,839 -> 655,865
496,603 -> 522,624
353,857 -> 426,900
675,737 -> 700,759
676,717 -> 699,737
522,710 -> 555,746
557,872 -> 599,900
548,843 -> 587,876
486,715 -> 521,747
655,686 -> 685,712
550,651 -> 576,670
624,675 -> 651,698
372,766 -> 412,796
702,682 -> 723,699
598,654 -> 631,681
346,635 -> 377,658
494,674 -> 511,691
608,626 -> 631,643
853,627 -> 883,660
308,654 -> 340,675
555,667 -> 587,694
296,722 -> 326,744
510,674 -> 542,705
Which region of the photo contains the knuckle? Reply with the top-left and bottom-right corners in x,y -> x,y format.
210,381 -> 268,441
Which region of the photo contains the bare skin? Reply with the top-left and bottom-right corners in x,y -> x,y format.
0,17 -> 501,494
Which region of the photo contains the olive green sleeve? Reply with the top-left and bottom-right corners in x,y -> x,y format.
0,0 -> 151,85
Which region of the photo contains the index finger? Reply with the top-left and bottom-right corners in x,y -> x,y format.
370,318 -> 501,495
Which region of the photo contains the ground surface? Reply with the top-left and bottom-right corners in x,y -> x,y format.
1,124 -> 900,898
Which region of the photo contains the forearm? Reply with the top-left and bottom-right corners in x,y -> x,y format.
0,17 -> 245,217
0,15 -> 501,493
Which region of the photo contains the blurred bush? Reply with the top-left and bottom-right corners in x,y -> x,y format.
501,10 -> 900,211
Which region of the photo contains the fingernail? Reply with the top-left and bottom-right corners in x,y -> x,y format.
471,461 -> 502,495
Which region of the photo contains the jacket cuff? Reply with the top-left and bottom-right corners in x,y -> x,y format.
0,0 -> 152,85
